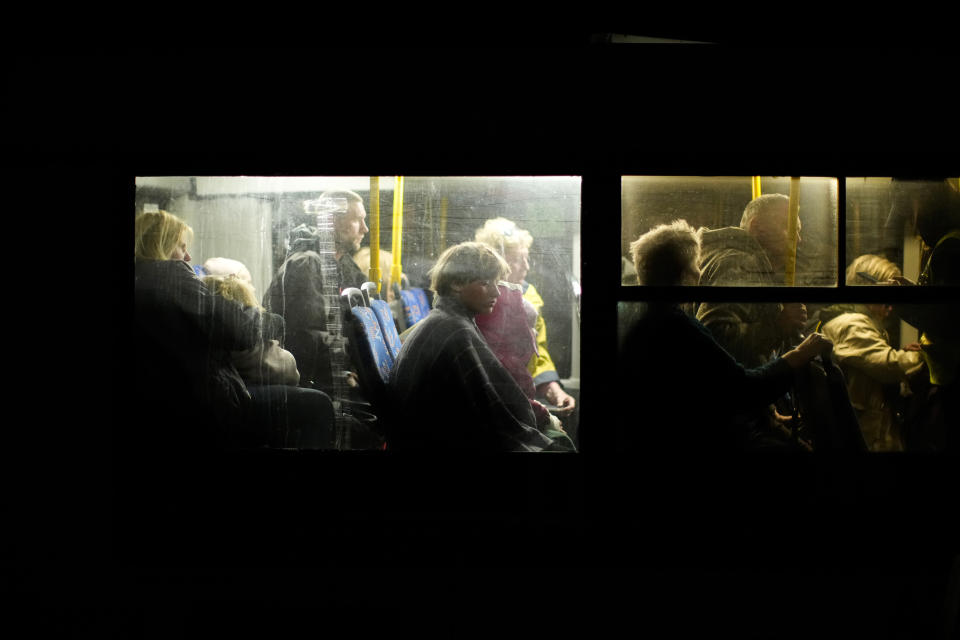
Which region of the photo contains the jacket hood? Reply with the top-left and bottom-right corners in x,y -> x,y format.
700,226 -> 765,257
287,224 -> 322,254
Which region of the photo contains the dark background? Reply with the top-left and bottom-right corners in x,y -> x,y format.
10,38 -> 959,638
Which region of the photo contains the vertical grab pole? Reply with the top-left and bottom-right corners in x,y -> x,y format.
369,176 -> 381,294
391,176 -> 405,288
784,176 -> 801,286
752,176 -> 762,200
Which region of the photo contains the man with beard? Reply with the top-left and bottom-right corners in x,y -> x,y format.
263,190 -> 369,393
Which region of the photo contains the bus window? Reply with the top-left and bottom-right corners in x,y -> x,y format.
621,176 -> 838,287
845,177 -> 960,286
134,176 -> 581,451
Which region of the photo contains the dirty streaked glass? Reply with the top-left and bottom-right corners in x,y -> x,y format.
135,176 -> 582,450
844,177 -> 960,286
621,176 -> 838,286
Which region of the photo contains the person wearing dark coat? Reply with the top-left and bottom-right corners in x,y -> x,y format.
889,180 -> 960,451
263,190 -> 369,394
618,219 -> 832,452
386,242 -> 575,452
133,210 -> 268,452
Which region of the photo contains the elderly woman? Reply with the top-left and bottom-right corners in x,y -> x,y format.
474,217 -> 576,415
134,209 -> 267,450
203,271 -> 337,449
617,219 -> 832,451
387,242 -> 574,452
818,255 -> 924,451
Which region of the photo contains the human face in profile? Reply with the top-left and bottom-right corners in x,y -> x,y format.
336,201 -> 369,255
503,245 -> 529,284
170,235 -> 191,263
454,278 -> 501,315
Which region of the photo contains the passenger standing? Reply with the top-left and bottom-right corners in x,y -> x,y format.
696,194 -> 810,443
263,190 -> 370,393
697,194 -> 808,367
889,181 -> 960,452
819,255 -> 924,451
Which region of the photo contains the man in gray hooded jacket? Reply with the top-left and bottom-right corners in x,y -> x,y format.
697,194 -> 808,368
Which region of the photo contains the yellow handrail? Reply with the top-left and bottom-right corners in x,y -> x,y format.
391,176 -> 405,286
368,176 -> 381,294
752,176 -> 762,200
784,177 -> 801,286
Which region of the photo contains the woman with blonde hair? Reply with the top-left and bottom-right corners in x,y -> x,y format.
474,217 -> 576,416
134,210 -> 270,451
818,254 -> 925,451
203,270 -> 336,449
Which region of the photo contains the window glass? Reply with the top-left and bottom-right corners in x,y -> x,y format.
134,176 -> 581,451
845,177 -> 960,286
617,299 -> 950,453
621,176 -> 838,286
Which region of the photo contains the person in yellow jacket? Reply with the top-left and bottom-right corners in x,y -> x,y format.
819,255 -> 924,451
475,217 -> 576,415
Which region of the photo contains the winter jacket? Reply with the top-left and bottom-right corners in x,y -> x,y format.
696,227 -> 786,368
617,302 -> 798,452
521,282 -> 563,388
134,258 -> 264,448
262,225 -> 366,392
387,295 -> 574,452
820,304 -> 923,451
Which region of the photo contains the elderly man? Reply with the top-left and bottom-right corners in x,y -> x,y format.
697,193 -> 808,368
618,219 -> 831,451
262,189 -> 369,392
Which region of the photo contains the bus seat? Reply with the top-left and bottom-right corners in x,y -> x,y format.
341,287 -> 366,309
340,288 -> 393,383
411,287 -> 431,314
340,289 -> 395,440
360,281 -> 379,306
371,298 -> 402,361
400,288 -> 429,326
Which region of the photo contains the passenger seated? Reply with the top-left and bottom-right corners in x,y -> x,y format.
203,272 -> 336,449
353,246 -> 399,303
617,219 -> 832,452
817,255 -> 924,451
474,281 -> 563,432
203,256 -> 252,284
475,217 -> 576,415
386,242 -> 575,452
133,210 -> 268,451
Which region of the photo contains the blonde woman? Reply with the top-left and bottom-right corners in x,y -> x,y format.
202,274 -> 300,387
203,269 -> 336,449
475,217 -> 576,415
134,210 -> 267,450
819,255 -> 924,451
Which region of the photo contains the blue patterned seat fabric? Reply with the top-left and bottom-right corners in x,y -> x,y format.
370,299 -> 402,361
412,287 -> 431,315
399,289 -> 427,326
350,306 -> 394,383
